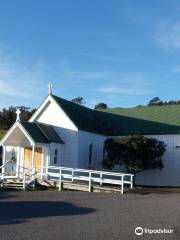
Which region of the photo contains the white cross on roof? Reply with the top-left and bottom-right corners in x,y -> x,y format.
48,82 -> 53,95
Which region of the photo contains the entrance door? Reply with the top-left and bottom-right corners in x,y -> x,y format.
24,147 -> 32,171
34,148 -> 42,174
24,147 -> 42,175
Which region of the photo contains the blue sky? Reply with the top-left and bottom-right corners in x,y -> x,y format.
1,0 -> 180,109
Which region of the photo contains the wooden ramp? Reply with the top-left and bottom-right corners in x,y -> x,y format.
48,180 -> 127,194
46,166 -> 133,194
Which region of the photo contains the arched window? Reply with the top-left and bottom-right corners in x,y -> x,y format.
89,143 -> 93,165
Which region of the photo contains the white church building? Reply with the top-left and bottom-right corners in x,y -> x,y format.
1,86 -> 180,187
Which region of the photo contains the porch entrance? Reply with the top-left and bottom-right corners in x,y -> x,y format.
24,147 -> 42,175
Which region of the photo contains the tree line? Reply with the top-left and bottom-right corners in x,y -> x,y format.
1,95 -> 180,130
72,96 -> 180,108
71,96 -> 108,110
147,97 -> 180,106
0,106 -> 36,130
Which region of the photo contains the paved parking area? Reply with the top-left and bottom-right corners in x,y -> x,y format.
0,190 -> 180,240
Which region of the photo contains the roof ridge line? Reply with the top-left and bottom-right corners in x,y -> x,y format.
52,94 -> 97,112
52,94 -> 127,119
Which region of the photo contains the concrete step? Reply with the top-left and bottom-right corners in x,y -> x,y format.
1,182 -> 23,189
0,177 -> 37,190
0,179 -> 29,190
4,180 -> 23,184
1,185 -> 23,189
3,183 -> 23,187
5,184 -> 23,187
36,178 -> 52,187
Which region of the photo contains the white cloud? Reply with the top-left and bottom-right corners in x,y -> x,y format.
156,22 -> 180,50
76,51 -> 116,61
96,73 -> 154,96
0,80 -> 33,98
0,52 -> 49,100
97,86 -> 150,95
65,69 -> 111,80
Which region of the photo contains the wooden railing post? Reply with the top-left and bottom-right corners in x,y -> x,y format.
121,175 -> 124,194
2,165 -> 5,181
2,146 -> 6,180
130,175 -> 133,189
100,172 -> 103,186
32,167 -> 35,189
72,169 -> 74,182
59,168 -> 62,191
23,173 -> 26,191
89,172 -> 92,192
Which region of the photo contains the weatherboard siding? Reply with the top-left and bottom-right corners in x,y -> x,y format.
34,99 -> 79,168
78,130 -> 106,169
53,127 -> 78,167
135,134 -> 180,186
49,143 -> 64,166
34,98 -> 78,131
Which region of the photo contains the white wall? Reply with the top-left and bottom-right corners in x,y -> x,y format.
49,143 -> 64,166
80,133 -> 180,187
103,134 -> 180,187
33,99 -> 79,168
54,127 -> 79,168
78,130 -> 106,169
33,98 -> 77,131
135,134 -> 180,187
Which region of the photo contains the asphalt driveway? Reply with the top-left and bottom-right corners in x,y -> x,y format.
0,190 -> 180,240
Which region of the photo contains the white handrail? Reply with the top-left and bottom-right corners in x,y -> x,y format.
46,166 -> 134,194
0,162 -> 36,190
0,159 -> 14,180
2,165 -> 36,190
21,166 -> 36,190
47,166 -> 133,177
0,158 -> 12,170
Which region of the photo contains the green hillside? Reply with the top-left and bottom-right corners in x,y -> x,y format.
103,104 -> 180,128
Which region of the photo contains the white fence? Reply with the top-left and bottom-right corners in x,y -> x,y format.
0,161 -> 36,190
46,166 -> 134,194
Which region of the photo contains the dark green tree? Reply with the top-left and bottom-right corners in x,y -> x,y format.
71,96 -> 86,105
0,106 -> 36,129
103,135 -> 166,185
94,103 -> 108,110
148,97 -> 161,106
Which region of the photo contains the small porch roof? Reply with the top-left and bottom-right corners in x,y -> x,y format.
0,121 -> 64,146
21,122 -> 64,144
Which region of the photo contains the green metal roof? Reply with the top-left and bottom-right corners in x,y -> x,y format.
21,122 -> 64,144
52,95 -> 180,135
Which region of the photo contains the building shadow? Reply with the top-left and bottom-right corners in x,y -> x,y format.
0,191 -> 17,200
0,201 -> 95,225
